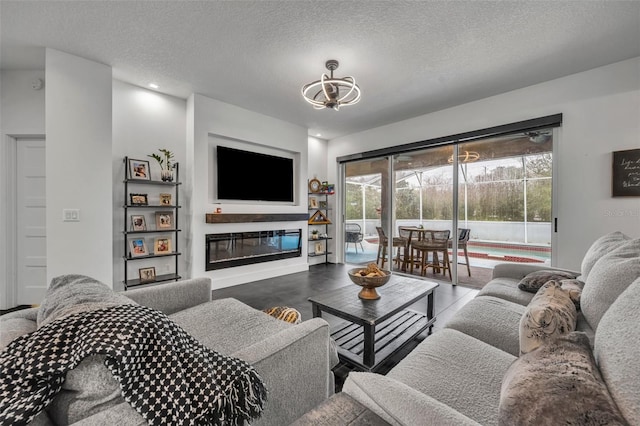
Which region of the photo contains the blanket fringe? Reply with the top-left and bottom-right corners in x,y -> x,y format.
212,368 -> 267,426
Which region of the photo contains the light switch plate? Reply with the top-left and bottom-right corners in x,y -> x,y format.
63,209 -> 80,222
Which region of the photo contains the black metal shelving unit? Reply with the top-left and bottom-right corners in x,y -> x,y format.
308,192 -> 333,264
123,156 -> 182,290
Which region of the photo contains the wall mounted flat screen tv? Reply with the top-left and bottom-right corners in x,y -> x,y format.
216,146 -> 294,202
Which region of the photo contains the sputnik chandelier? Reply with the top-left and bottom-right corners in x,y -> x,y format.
301,60 -> 361,111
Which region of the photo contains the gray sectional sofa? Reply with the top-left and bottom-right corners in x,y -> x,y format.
0,277 -> 339,426
342,232 -> 640,425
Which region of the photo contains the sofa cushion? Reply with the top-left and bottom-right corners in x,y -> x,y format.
476,277 -> 536,306
0,317 -> 36,350
37,274 -> 136,327
499,332 -> 626,426
445,296 -> 525,356
517,270 -> 578,293
581,231 -> 631,279
560,278 -> 584,310
388,328 -> 516,426
594,277 -> 640,424
343,372 -> 480,426
519,281 -> 577,355
169,298 -> 290,355
581,238 -> 640,330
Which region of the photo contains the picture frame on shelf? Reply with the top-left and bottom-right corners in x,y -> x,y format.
159,193 -> 172,206
130,215 -> 146,231
155,212 -> 174,229
154,237 -> 171,254
314,242 -> 324,255
318,200 -> 328,209
130,193 -> 148,205
129,238 -> 148,257
128,158 -> 151,180
139,267 -> 156,283
309,197 -> 318,209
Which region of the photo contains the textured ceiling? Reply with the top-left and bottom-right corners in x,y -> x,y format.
2,1 -> 639,139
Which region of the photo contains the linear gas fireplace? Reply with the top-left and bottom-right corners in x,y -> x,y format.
206,229 -> 302,271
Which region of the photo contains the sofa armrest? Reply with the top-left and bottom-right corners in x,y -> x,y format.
122,277 -> 211,315
231,318 -> 337,426
491,263 -> 579,281
343,372 -> 481,426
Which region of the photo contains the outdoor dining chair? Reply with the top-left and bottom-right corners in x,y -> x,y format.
345,223 -> 364,253
411,229 -> 452,279
375,226 -> 407,269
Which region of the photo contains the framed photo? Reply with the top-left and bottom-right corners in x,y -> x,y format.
128,159 -> 151,180
154,237 -> 171,254
155,212 -> 174,229
128,238 -> 148,257
130,193 -> 148,205
130,214 -> 146,231
159,193 -> 172,206
318,200 -> 328,209
138,267 -> 156,283
309,197 -> 318,209
314,242 -> 324,255
612,148 -> 640,197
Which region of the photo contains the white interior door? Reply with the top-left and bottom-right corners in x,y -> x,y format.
16,138 -> 47,305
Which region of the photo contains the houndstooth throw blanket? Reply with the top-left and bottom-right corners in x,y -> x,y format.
0,304 -> 267,425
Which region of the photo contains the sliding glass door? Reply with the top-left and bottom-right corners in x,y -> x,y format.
341,128 -> 554,287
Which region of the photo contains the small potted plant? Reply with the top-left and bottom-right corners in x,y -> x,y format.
311,229 -> 319,240
148,149 -> 176,182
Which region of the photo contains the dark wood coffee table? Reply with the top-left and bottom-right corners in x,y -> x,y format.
309,275 -> 438,372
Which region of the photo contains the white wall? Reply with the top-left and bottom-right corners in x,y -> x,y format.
112,80 -> 187,290
45,49 -> 113,285
328,58 -> 640,271
0,70 -> 46,308
187,94 -> 309,289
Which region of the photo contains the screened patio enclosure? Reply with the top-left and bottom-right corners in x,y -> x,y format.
343,131 -> 554,286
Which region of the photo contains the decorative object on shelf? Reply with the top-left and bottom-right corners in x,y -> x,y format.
308,210 -> 331,224
130,193 -> 148,205
314,242 -> 324,255
155,212 -> 174,229
159,193 -> 172,206
128,158 -> 151,180
130,215 -> 147,231
301,59 -> 361,111
318,200 -> 328,209
311,229 -> 319,240
612,148 -> 640,197
129,238 -> 148,257
139,267 -> 156,283
347,264 -> 392,300
309,178 -> 322,193
148,148 -> 176,182
154,237 -> 171,254
309,197 -> 318,209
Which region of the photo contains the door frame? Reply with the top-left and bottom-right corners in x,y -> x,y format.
2,134 -> 45,309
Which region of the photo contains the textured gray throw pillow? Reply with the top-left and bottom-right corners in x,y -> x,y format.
519,280 -> 577,355
500,332 -> 627,426
580,231 -> 631,280
517,270 -> 578,293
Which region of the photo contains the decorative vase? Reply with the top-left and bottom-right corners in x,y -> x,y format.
161,169 -> 174,182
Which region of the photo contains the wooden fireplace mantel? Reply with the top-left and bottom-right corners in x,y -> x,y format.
205,213 -> 309,223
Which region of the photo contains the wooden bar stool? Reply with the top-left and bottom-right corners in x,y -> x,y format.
411,230 -> 451,279
375,226 -> 406,269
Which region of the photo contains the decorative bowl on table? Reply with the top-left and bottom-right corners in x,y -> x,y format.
347,266 -> 392,300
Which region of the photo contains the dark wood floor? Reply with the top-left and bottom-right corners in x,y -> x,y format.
211,263 -> 480,390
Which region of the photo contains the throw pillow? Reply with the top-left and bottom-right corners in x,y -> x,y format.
37,274 -> 136,327
580,231 -> 631,280
560,278 -> 584,311
517,270 -> 578,293
36,275 -> 137,424
262,306 -> 302,324
499,332 -> 627,426
519,280 -> 577,355
581,238 -> 640,330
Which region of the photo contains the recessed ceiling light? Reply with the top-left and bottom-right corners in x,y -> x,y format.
149,83 -> 159,89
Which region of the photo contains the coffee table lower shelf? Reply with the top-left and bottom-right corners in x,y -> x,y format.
331,308 -> 435,372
